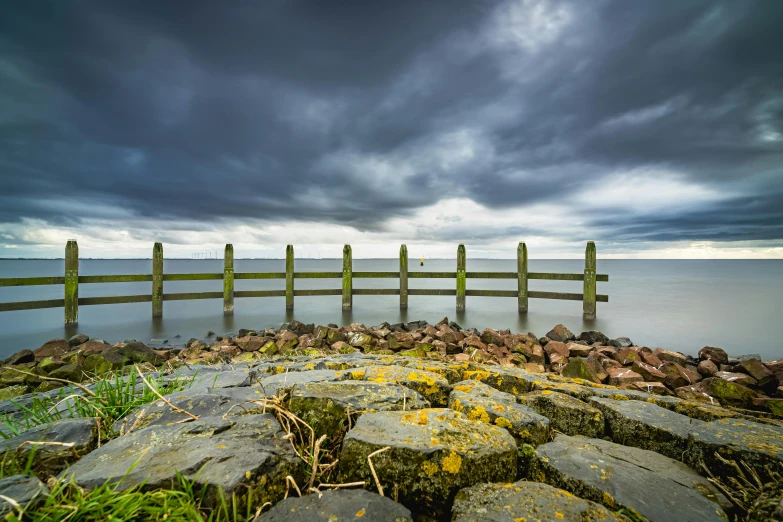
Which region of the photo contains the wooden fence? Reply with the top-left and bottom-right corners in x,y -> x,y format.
0,241 -> 608,324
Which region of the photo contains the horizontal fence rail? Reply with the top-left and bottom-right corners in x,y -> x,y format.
0,241 -> 608,322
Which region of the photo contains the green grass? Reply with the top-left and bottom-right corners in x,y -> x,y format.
3,472 -> 256,522
0,368 -> 195,441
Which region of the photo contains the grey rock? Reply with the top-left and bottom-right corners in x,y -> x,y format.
519,390 -> 604,438
0,475 -> 49,516
63,415 -> 302,512
67,333 -> 89,347
532,434 -> 729,522
452,480 -> 620,522
116,341 -> 165,365
3,349 -> 34,365
289,380 -> 429,440
1,418 -> 98,475
254,369 -> 346,396
338,408 -> 517,519
546,324 -> 575,343
608,337 -> 633,348
112,386 -> 270,434
256,489 -> 412,521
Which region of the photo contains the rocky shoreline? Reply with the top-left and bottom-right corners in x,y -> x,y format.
0,319 -> 781,521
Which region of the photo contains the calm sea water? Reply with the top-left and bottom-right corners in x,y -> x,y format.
0,259 -> 781,360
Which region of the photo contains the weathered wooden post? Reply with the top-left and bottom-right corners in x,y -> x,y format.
342,244 -> 352,311
518,242 -> 528,313
583,241 -> 596,320
285,245 -> 294,310
223,244 -> 234,315
456,244 -> 466,311
399,244 -> 408,310
64,240 -> 78,324
152,242 -> 163,317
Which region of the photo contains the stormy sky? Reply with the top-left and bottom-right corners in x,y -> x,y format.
1,1 -> 782,259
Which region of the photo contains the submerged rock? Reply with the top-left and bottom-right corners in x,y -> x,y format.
338,408 -> 517,519
255,489 -> 412,522
452,480 -> 620,522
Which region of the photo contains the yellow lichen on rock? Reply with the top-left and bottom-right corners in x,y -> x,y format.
494,417 -> 513,429
441,451 -> 462,473
467,406 -> 490,423
422,461 -> 439,476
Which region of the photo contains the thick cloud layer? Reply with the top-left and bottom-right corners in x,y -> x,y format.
1,0 -> 782,258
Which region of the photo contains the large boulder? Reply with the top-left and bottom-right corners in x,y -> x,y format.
338,408 -> 517,519
255,489 -> 412,522
289,381 -> 428,441
63,415 -> 303,512
519,390 -> 604,438
452,480 -> 620,522
531,435 -> 729,521
560,358 -> 602,384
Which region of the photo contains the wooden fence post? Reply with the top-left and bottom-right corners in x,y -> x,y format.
518,242 -> 528,313
456,244 -> 466,311
64,240 -> 78,324
399,244 -> 408,310
152,242 -> 163,317
583,241 -> 596,320
286,245 -> 294,310
342,244 -> 352,311
223,244 -> 234,315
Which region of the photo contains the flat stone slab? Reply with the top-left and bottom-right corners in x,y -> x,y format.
255,489 -> 412,521
112,386 -> 270,434
0,475 -> 49,516
520,390 -> 604,438
532,435 -> 729,522
338,408 -> 517,519
449,383 -> 549,445
351,365 -> 450,406
0,417 -> 98,475
590,397 -> 783,480
63,415 -> 302,512
254,370 -> 346,396
452,480 -> 620,522
289,380 -> 429,441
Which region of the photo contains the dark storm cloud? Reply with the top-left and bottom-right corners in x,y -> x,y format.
1,0 -> 782,246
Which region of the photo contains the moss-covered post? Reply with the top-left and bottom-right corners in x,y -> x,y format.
286,244 -> 294,310
64,240 -> 78,324
456,244 -> 466,311
152,242 -> 163,317
342,244 -> 352,311
400,244 -> 408,310
583,241 -> 596,320
223,244 -> 234,315
518,242 -> 528,313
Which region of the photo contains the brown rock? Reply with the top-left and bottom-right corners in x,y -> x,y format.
544,341 -> 569,360
80,341 -> 110,356
331,341 -> 351,352
736,358 -> 776,391
638,349 -> 663,367
699,346 -> 728,365
607,367 -> 643,386
567,343 -> 593,358
549,353 -> 568,371
546,324 -> 575,342
235,336 -> 267,352
561,358 -> 602,383
714,371 -> 757,388
763,359 -> 783,373
631,382 -> 670,396
480,328 -> 505,346
219,345 -> 241,358
528,345 -> 545,364
631,361 -> 666,383
388,332 -> 414,350
585,353 -> 609,383
674,385 -> 721,405
152,349 -> 171,360
4,349 -> 35,365
697,359 -> 718,377
463,336 -> 486,352
278,330 -> 298,343
660,362 -> 699,389
524,363 -> 545,373
612,347 -> 638,366
653,348 -> 687,366
595,346 -> 617,357
33,339 -> 70,359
